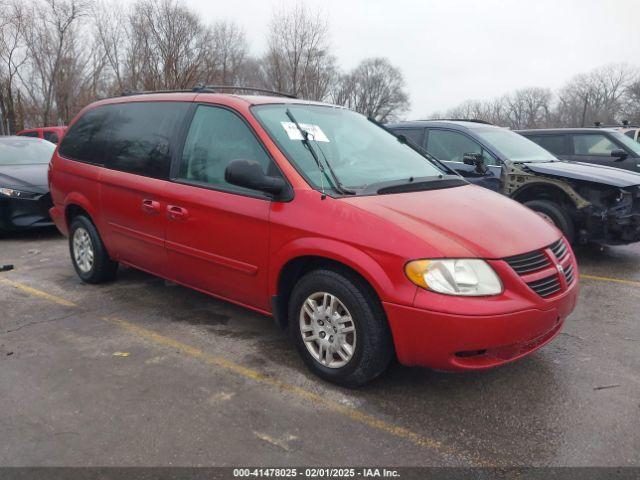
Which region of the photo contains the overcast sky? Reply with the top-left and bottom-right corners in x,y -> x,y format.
179,0 -> 640,118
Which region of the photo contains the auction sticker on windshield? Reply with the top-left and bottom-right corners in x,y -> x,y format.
281,122 -> 330,142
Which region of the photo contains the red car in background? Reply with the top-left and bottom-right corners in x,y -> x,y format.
17,126 -> 67,144
48,89 -> 579,386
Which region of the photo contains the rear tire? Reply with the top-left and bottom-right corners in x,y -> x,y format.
69,215 -> 118,283
288,268 -> 393,387
525,199 -> 575,244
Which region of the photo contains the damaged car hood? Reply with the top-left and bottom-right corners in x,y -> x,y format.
523,161 -> 640,187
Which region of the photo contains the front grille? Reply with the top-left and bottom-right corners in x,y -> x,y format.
504,238 -> 575,298
527,274 -> 562,298
564,264 -> 575,285
504,250 -> 551,274
549,238 -> 568,261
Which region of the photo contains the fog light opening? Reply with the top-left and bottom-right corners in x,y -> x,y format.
455,349 -> 488,358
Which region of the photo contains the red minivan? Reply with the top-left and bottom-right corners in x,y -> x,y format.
48,91 -> 579,385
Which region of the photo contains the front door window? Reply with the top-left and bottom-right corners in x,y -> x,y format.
427,129 -> 497,165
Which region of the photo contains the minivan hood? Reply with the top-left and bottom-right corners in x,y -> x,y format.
523,161 -> 640,187
0,164 -> 49,193
343,184 -> 559,258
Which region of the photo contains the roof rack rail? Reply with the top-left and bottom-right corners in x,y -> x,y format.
120,89 -> 194,96
420,118 -> 494,125
120,85 -> 297,99
194,85 -> 297,99
592,121 -> 640,128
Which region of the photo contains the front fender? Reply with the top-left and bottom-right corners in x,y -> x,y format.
269,237 -> 415,305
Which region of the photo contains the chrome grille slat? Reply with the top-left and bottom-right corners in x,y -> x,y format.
527,274 -> 561,297
529,277 -> 558,289
564,265 -> 575,285
550,239 -> 568,261
504,250 -> 551,275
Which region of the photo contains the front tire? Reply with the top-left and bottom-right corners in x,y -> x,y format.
525,199 -> 576,244
69,215 -> 118,283
288,269 -> 393,387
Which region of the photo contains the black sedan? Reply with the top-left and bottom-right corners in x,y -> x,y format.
0,136 -> 55,234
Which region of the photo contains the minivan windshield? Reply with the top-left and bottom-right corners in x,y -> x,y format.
0,138 -> 55,165
252,104 -> 449,193
475,128 -> 558,162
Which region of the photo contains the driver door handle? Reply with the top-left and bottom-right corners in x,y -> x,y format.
167,205 -> 189,221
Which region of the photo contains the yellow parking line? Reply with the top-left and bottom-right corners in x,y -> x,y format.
0,277 -> 489,466
580,274 -> 640,287
105,315 -> 485,466
0,278 -> 78,307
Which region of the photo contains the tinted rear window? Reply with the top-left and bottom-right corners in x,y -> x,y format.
59,101 -> 190,179
59,106 -> 115,164
107,102 -> 190,179
395,128 -> 424,147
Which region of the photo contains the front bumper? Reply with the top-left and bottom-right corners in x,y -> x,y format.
385,242 -> 579,371
385,289 -> 576,370
0,193 -> 53,231
579,191 -> 640,245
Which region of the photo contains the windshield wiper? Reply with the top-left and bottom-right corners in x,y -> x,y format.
359,175 -> 468,195
285,109 -> 355,196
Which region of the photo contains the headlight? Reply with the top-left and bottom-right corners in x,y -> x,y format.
0,187 -> 40,199
405,259 -> 503,296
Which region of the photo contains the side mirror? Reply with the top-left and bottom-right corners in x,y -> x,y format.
462,152 -> 487,174
611,148 -> 628,161
225,160 -> 287,197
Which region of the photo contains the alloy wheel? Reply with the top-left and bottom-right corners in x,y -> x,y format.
299,292 -> 357,369
73,227 -> 94,273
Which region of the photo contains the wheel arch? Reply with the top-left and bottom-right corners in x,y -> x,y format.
270,239 -> 395,329
511,182 -> 579,209
63,192 -> 98,227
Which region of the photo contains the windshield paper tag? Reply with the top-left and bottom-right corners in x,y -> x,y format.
281,122 -> 330,142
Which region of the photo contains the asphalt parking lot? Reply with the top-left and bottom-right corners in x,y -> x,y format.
1,229 -> 639,467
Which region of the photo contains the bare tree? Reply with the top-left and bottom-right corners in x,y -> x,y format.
127,0 -> 215,90
334,58 -> 409,122
93,1 -> 129,93
262,3 -> 336,100
556,64 -> 636,127
17,0 -> 91,126
208,21 -> 248,85
0,1 -> 28,133
622,77 -> 640,124
504,87 -> 552,129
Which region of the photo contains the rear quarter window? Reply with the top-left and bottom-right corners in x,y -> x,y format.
527,134 -> 566,155
58,106 -> 115,165
59,101 -> 190,179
